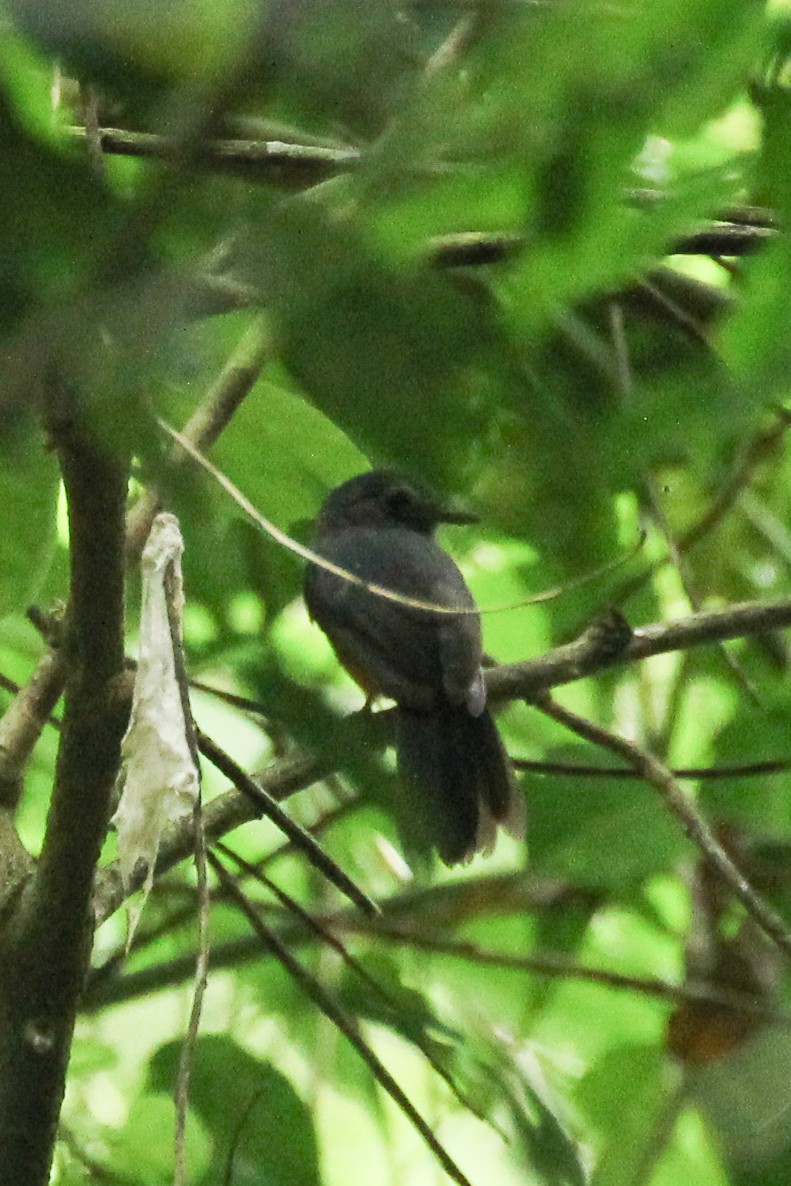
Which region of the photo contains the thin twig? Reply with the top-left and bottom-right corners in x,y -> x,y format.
608,300 -> 632,398
58,1124 -> 137,1186
159,416 -> 642,617
67,126 -> 361,185
78,84 -> 107,181
332,923 -> 790,1026
187,676 -> 269,716
173,798 -> 210,1186
682,410 -> 791,550
244,794 -> 360,874
163,549 -> 209,1186
641,475 -> 763,707
739,487 -> 791,566
534,694 -> 791,960
425,13 -> 480,73
615,409 -> 791,604
635,276 -> 709,344
223,1087 -> 266,1186
125,314 -> 273,562
208,851 -> 476,1186
216,841 -> 508,1135
197,731 -> 378,917
626,265 -> 733,327
633,1085 -> 687,1186
511,756 -> 791,779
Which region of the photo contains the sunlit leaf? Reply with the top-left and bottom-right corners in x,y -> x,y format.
0,420 -> 58,617
148,1035 -> 322,1186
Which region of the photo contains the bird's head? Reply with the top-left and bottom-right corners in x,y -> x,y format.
316,471 -> 477,535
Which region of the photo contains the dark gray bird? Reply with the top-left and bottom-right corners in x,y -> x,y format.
304,470 -> 523,864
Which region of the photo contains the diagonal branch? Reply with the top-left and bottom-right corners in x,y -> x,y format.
640,474 -> 763,706
216,840 -> 505,1131
208,850 -> 476,1186
533,693 -> 791,960
92,751 -> 320,927
196,731 -> 378,916
486,595 -> 791,702
0,648 -> 67,813
124,313 -> 272,561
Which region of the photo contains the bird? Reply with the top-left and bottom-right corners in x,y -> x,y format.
304,470 -> 524,865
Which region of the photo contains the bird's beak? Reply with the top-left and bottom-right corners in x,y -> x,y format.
436,503 -> 479,526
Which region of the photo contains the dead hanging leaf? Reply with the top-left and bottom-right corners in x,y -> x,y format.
113,512 -> 199,944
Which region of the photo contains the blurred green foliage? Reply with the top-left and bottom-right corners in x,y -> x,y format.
3,0 -> 791,1183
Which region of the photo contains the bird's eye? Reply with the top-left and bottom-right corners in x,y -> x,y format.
384,486 -> 415,514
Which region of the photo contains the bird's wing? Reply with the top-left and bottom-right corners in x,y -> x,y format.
305,527 -> 482,710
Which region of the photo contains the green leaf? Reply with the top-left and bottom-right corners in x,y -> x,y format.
213,372 -> 367,618
577,1044 -> 676,1186
0,421 -> 59,617
337,952 -> 459,1044
6,0 -> 261,89
480,1037 -> 586,1186
704,694 -> 791,837
251,204 -> 505,493
0,86 -> 117,330
147,1035 -> 322,1186
528,747 -> 686,889
690,1026 -> 791,1186
106,1093 -> 211,1185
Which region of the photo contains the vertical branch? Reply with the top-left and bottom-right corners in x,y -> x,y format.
0,420 -> 128,1186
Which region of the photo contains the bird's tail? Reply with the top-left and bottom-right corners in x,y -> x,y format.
395,705 -> 524,865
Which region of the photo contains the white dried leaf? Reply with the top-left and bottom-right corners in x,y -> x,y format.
113,513 -> 199,940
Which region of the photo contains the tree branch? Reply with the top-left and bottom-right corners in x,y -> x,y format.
534,694 -> 791,960
67,123 -> 778,264
0,313 -> 269,906
486,595 -> 791,702
92,751 -> 320,928
0,421 -> 128,1186
88,593 -> 791,931
125,313 -> 273,562
67,126 -> 361,186
0,648 -> 67,811
84,888 -> 791,1030
208,850 -> 476,1186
